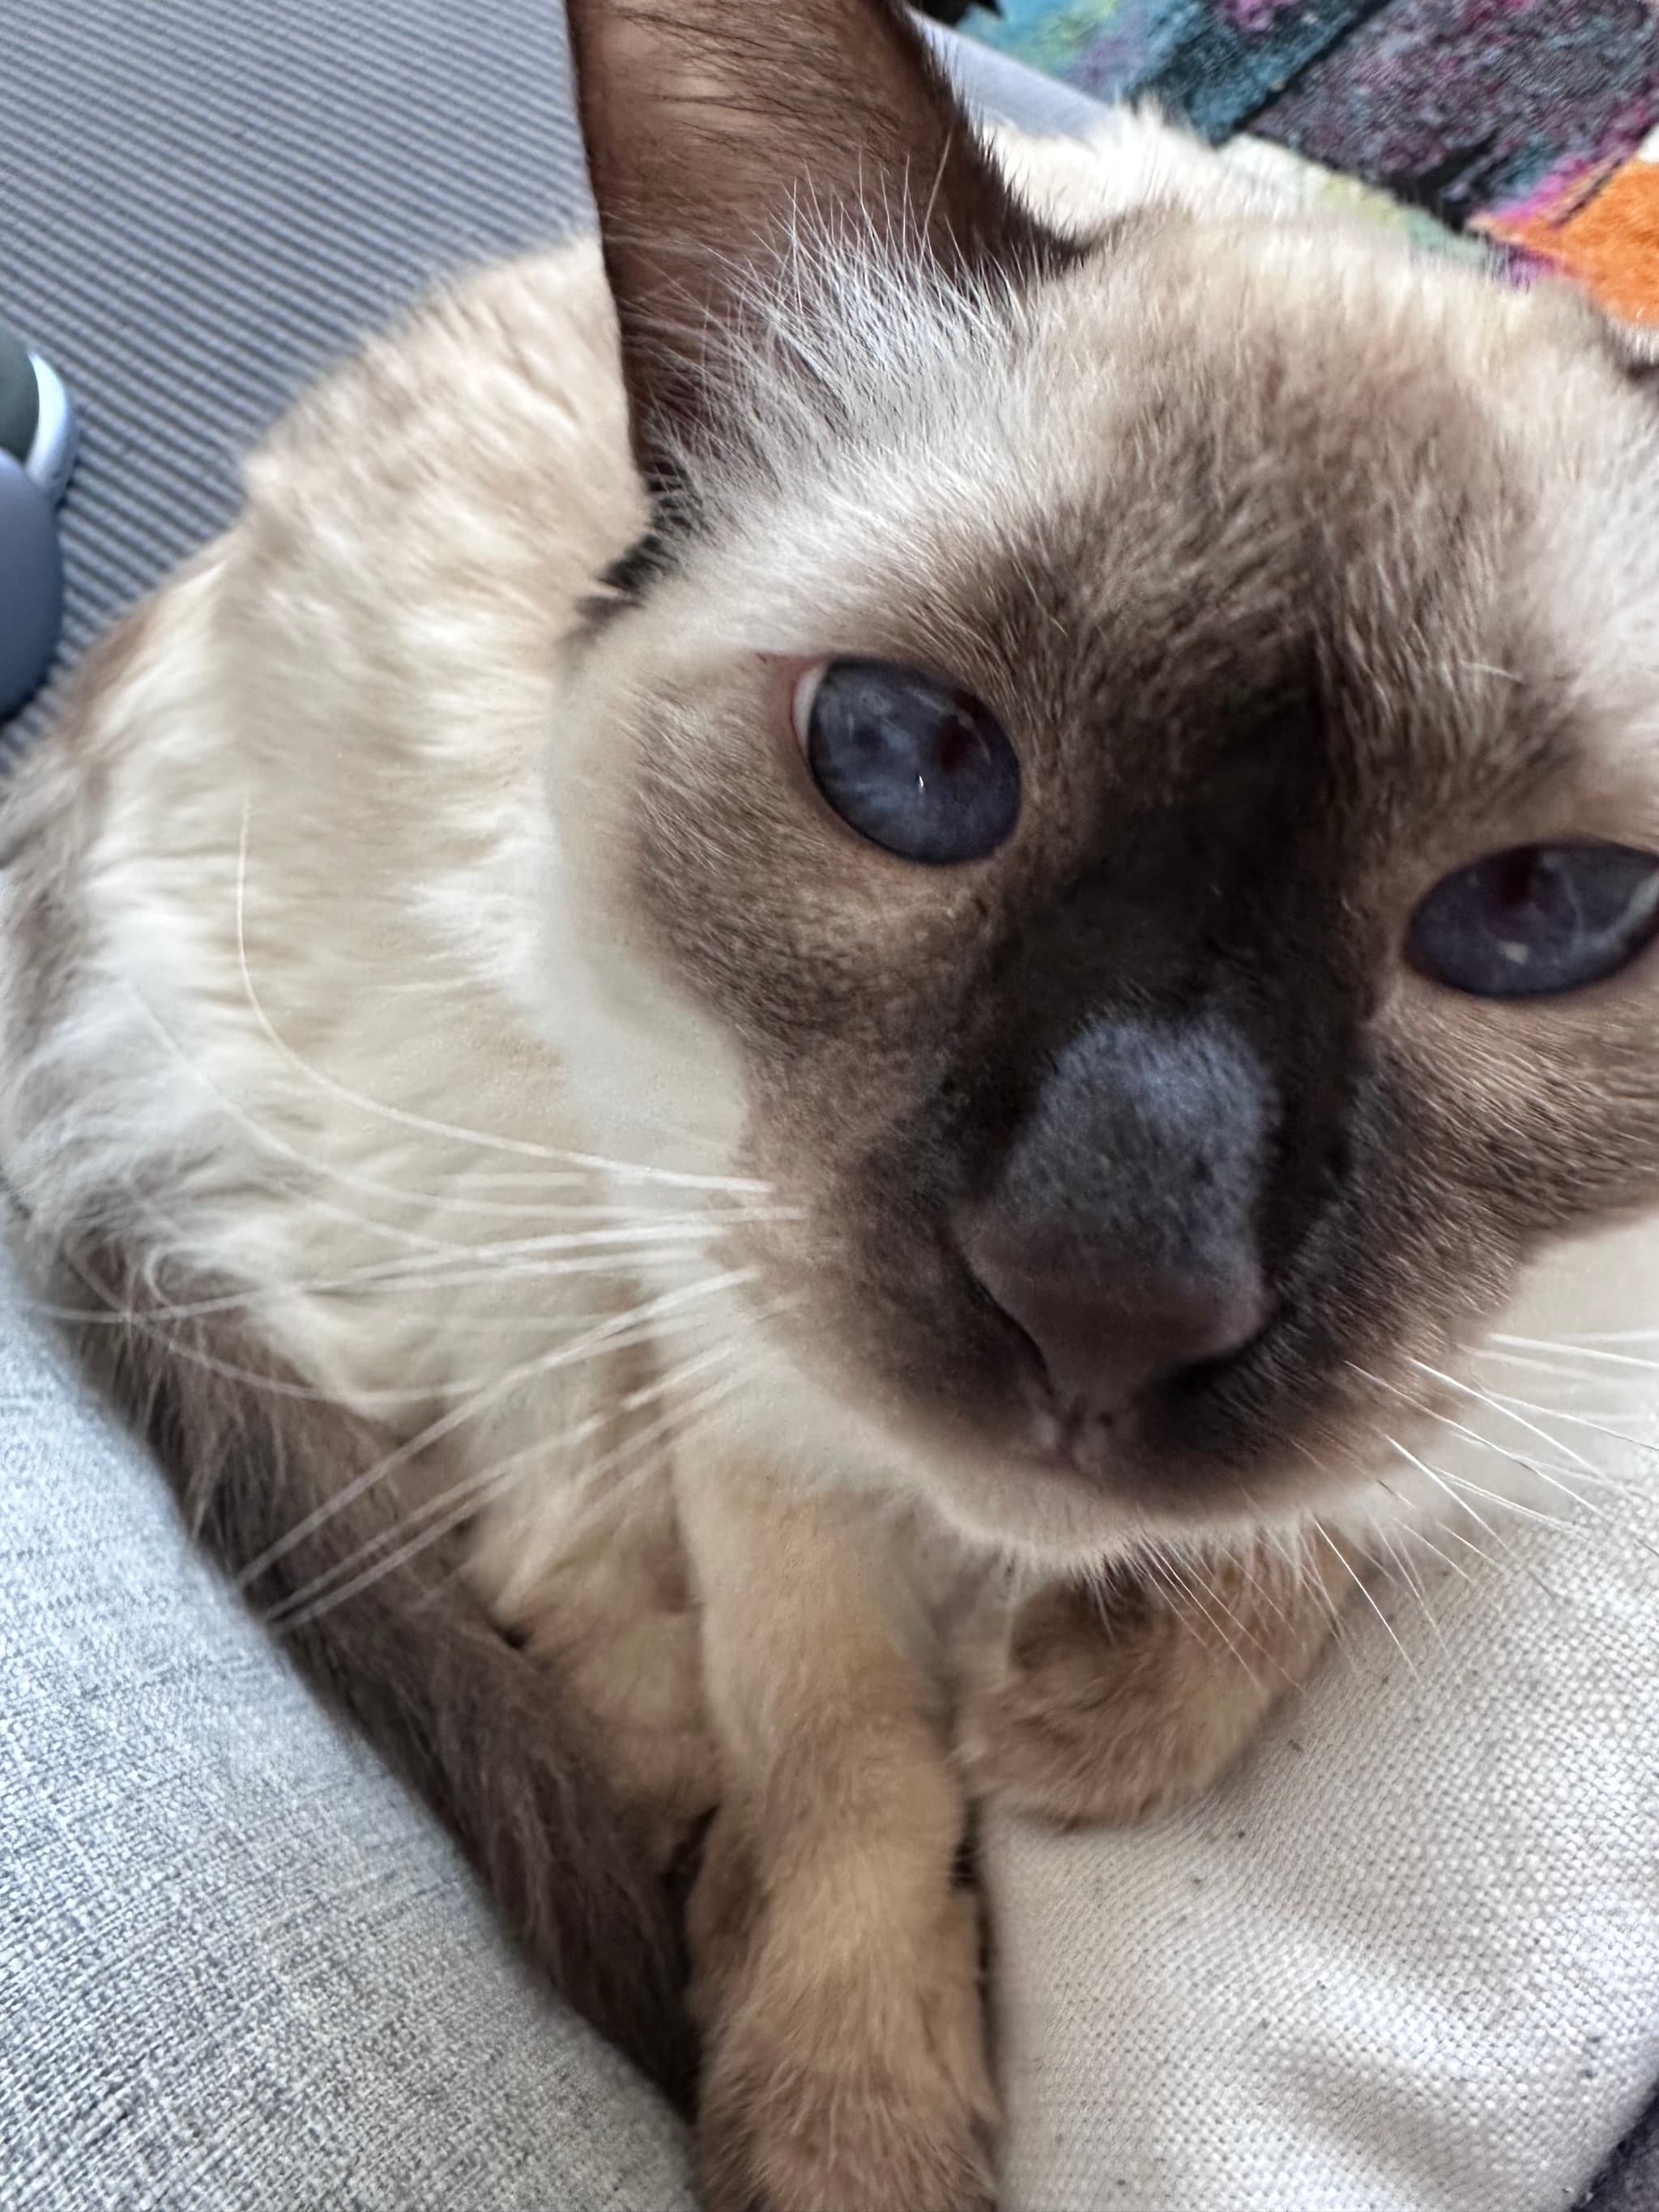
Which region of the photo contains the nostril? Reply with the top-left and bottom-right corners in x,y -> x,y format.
962,1223 -> 1271,1430
1149,1284 -> 1275,1400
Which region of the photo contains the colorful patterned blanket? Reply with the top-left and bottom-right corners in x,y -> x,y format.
953,0 -> 1659,324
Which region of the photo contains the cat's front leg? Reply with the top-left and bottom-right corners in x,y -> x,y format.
676,1448 -> 996,2212
470,1444 -> 719,1870
956,1535 -> 1359,1828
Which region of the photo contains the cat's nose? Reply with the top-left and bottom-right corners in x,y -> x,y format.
964,1233 -> 1272,1426
957,1012 -> 1281,1430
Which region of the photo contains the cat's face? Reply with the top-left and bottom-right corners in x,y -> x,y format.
557,0 -> 1659,1556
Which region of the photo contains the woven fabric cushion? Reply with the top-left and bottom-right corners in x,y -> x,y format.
992,1213 -> 1659,2211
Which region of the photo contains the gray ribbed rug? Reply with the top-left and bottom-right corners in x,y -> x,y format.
2,0 -> 591,752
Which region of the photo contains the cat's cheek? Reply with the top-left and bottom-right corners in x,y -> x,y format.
1386,978 -> 1659,1233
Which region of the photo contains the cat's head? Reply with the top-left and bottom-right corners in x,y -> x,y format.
548,0 -> 1659,1560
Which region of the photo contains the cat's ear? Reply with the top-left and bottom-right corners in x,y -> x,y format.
565,0 -> 1062,498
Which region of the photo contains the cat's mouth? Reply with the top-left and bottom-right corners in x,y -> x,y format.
1006,1296 -> 1286,1477
902,1247 -> 1314,1528
900,1416 -> 1312,1562
766,1287 -> 1341,1557
743,1155 -> 1403,1552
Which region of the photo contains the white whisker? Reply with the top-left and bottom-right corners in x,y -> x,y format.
1492,1327 -> 1659,1348
1489,1334 -> 1659,1375
1472,1348 -> 1643,1398
1375,1522 -> 1453,1663
237,1265 -> 756,1586
1469,1379 -> 1659,1467
1313,1524 -> 1420,1684
49,1242 -> 450,1409
1476,1390 -> 1659,1472
129,980 -> 788,1228
1358,1363 -> 1623,1495
1409,1361 -> 1659,1560
1146,1546 -> 1264,1686
1383,1451 -> 1572,1609
37,1248 -> 705,1327
1381,1433 -> 1499,1539
267,1336 -> 742,1623
132,977 -> 803,1280
1373,1480 -> 1478,1592
1230,1528 -> 1306,1640
270,1366 -> 744,1632
1409,1359 -> 1605,1475
1352,1370 -> 1589,1538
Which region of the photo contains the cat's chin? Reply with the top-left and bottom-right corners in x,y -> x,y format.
923,1450 -> 1164,1567
879,1418 -> 1333,1570
733,1311 -> 1342,1566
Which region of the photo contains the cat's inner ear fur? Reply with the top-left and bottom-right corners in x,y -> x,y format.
565,0 -> 1067,509
1607,314 -> 1659,386
1576,283 -> 1659,386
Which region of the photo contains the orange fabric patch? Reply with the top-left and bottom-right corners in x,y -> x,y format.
1482,156 -> 1659,326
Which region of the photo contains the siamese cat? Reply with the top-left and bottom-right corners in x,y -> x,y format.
6,1 -> 1659,2206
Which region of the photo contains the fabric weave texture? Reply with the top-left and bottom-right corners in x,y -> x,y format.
960,0 -> 1659,322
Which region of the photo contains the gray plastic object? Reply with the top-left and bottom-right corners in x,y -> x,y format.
0,450 -> 64,720
23,352 -> 78,506
0,333 -> 76,722
0,326 -> 37,465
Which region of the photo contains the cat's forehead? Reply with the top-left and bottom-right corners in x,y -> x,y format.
701,215 -> 1659,832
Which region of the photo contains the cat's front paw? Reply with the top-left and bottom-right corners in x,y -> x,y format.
956,1552 -> 1346,1828
689,1811 -> 996,2212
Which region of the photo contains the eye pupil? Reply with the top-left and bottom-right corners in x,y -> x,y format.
1407,842 -> 1659,999
935,717 -> 975,775
800,657 -> 1020,865
1495,850 -> 1542,912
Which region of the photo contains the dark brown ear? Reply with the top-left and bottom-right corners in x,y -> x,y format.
565,0 -> 1061,499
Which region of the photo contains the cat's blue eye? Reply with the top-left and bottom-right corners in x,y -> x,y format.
795,657 -> 1020,864
1406,842 -> 1659,997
